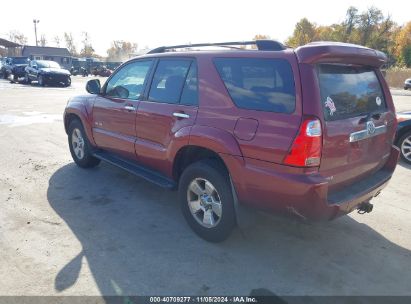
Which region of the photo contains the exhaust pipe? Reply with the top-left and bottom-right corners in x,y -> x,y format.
357,201 -> 373,214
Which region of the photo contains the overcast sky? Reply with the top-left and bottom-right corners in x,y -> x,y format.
1,0 -> 409,56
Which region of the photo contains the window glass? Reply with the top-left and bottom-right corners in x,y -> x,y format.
180,63 -> 198,106
214,58 -> 296,113
318,64 -> 386,121
148,59 -> 191,104
106,60 -> 152,100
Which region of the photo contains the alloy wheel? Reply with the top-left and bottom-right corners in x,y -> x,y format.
401,135 -> 411,162
71,128 -> 85,160
187,178 -> 222,228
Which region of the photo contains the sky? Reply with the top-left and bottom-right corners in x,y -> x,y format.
1,0 -> 410,56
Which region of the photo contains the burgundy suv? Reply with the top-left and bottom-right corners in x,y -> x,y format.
64,40 -> 399,242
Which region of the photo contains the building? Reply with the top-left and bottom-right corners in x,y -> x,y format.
21,46 -> 72,69
0,38 -> 22,57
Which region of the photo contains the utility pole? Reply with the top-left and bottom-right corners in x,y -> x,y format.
33,19 -> 39,46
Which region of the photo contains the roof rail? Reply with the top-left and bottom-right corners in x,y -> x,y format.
147,40 -> 286,54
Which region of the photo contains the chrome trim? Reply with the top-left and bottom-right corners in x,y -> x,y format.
173,112 -> 190,119
124,105 -> 135,111
349,125 -> 387,142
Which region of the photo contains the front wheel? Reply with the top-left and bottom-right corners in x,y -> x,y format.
65,76 -> 71,87
179,160 -> 236,242
399,130 -> 411,165
38,75 -> 45,86
68,119 -> 100,168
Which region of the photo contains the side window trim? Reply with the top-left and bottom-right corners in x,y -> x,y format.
101,59 -> 154,100
180,60 -> 199,106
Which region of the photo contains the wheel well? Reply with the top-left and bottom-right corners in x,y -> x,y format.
173,146 -> 228,181
64,113 -> 81,134
395,126 -> 411,145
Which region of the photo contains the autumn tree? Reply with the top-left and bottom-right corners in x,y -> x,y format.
80,32 -> 95,57
107,40 -> 138,61
393,21 -> 411,67
64,32 -> 77,56
286,18 -> 316,47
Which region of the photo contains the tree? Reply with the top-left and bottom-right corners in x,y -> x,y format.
286,18 -> 316,47
80,32 -> 95,57
393,21 -> 411,67
39,35 -> 47,47
54,36 -> 61,47
106,40 -> 138,61
64,32 -> 77,56
8,30 -> 28,45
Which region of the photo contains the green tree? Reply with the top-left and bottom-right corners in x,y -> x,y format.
286,18 -> 316,47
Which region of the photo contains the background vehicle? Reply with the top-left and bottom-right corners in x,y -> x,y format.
92,66 -> 112,77
2,57 -> 29,81
396,112 -> 411,164
404,78 -> 411,90
0,57 -> 6,78
64,40 -> 399,242
25,60 -> 71,87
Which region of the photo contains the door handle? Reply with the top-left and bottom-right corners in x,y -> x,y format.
124,105 -> 135,111
173,112 -> 190,119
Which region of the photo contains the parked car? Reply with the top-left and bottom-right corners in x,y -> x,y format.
92,66 -> 112,77
0,57 -> 6,77
2,57 -> 29,81
404,78 -> 411,90
395,112 -> 411,164
25,60 -> 71,87
63,40 -> 399,242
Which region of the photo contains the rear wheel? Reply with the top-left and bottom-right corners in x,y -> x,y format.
68,119 -> 100,168
399,130 -> 411,165
179,160 -> 236,242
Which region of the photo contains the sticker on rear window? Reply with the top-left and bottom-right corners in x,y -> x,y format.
376,96 -> 382,106
325,96 -> 336,116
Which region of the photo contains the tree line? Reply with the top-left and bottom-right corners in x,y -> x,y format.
284,6 -> 411,67
5,30 -> 137,62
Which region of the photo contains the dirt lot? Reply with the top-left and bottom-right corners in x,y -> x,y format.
1,77 -> 411,297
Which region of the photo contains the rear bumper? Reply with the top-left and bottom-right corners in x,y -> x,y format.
227,145 -> 399,221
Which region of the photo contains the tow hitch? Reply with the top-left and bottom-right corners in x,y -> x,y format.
357,201 -> 374,214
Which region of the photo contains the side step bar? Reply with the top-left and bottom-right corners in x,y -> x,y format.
93,150 -> 176,190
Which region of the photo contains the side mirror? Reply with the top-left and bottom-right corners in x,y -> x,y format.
86,79 -> 101,95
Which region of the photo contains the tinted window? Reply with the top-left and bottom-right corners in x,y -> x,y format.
148,59 -> 191,104
180,63 -> 198,106
318,64 -> 386,121
214,58 -> 296,113
106,60 -> 152,100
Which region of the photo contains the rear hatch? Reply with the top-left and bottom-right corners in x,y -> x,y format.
296,43 -> 396,192
318,64 -> 395,191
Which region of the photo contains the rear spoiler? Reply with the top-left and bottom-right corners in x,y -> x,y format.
295,42 -> 387,68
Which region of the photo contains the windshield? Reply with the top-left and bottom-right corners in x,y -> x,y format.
12,58 -> 28,64
37,61 -> 61,69
318,64 -> 386,121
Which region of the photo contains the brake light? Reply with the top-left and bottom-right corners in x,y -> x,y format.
284,117 -> 322,167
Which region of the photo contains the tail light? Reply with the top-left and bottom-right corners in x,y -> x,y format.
284,117 -> 322,167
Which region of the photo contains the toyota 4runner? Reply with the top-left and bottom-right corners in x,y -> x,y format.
64,40 -> 399,242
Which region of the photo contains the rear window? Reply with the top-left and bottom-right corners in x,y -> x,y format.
214,58 -> 296,113
318,64 -> 386,121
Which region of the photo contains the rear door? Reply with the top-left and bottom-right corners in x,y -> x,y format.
135,58 -> 198,174
317,64 -> 396,190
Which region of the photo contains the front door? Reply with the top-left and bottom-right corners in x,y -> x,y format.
135,58 -> 199,174
92,59 -> 153,160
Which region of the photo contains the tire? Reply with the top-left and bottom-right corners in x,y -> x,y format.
68,119 -> 100,168
25,73 -> 31,84
38,75 -> 45,86
399,130 -> 411,165
65,76 -> 71,87
179,159 -> 236,242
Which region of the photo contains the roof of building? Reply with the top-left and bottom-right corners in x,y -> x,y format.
21,46 -> 71,57
0,38 -> 21,48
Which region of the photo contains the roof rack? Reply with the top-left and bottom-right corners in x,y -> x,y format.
147,40 -> 286,54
